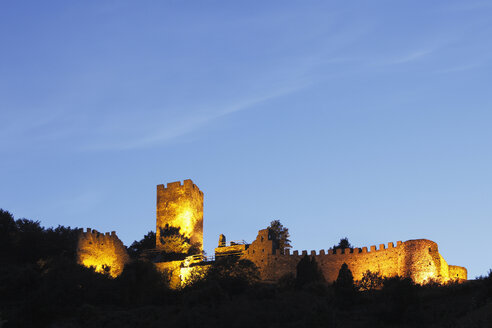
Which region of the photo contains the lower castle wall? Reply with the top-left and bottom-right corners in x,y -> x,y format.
155,260 -> 210,289
155,261 -> 183,289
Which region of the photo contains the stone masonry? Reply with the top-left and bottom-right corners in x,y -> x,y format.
217,228 -> 467,284
156,179 -> 204,252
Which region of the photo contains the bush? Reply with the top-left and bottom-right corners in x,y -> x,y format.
117,260 -> 171,305
199,257 -> 260,295
358,270 -> 384,291
379,276 -> 417,324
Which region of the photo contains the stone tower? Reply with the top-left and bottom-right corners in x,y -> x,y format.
156,179 -> 204,252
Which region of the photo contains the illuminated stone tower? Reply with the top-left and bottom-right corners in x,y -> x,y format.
156,179 -> 204,252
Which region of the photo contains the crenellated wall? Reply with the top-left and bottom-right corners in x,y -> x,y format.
241,230 -> 467,284
156,179 -> 204,252
77,228 -> 130,278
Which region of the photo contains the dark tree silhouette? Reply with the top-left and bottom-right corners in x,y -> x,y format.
0,209 -> 17,260
334,262 -> 356,307
0,209 -> 81,264
268,220 -> 291,254
128,231 -> 156,259
332,237 -> 352,252
335,263 -> 354,289
199,256 -> 260,294
296,255 -> 325,287
117,260 -> 170,305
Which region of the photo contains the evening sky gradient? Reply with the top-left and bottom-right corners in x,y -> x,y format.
1,1 -> 491,278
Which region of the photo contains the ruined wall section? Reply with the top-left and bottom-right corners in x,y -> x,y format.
215,244 -> 248,257
241,229 -> 276,280
242,234 -> 464,284
77,229 -> 130,278
156,179 -> 204,252
449,265 -> 468,281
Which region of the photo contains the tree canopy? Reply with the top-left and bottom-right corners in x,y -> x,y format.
268,219 -> 291,253
128,231 -> 156,259
332,237 -> 353,251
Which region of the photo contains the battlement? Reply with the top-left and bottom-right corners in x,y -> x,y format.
284,241 -> 403,257
80,228 -> 119,242
242,234 -> 465,284
157,179 -> 203,196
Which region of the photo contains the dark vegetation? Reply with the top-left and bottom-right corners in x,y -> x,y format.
1,208 -> 492,327
331,237 -> 353,252
268,219 -> 291,254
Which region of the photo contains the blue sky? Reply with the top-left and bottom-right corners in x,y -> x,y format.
1,1 -> 491,279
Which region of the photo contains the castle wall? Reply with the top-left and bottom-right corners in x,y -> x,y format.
156,179 -> 204,252
241,231 -> 466,284
449,265 -> 468,281
77,229 -> 130,278
241,229 -> 276,279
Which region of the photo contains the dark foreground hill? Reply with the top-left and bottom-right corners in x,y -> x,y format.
1,209 -> 491,328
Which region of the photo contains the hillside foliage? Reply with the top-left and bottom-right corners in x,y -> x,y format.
0,208 -> 491,327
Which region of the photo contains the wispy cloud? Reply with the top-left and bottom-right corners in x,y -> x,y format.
2,7 -> 370,153
391,49 -> 435,64
0,107 -> 71,149
85,83 -> 307,151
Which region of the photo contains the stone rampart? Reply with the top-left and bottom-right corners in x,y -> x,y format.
241,232 -> 467,284
77,228 -> 130,278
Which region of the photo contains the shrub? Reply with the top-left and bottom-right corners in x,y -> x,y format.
358,270 -> 384,291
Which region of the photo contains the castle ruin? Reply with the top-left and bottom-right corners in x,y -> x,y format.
77,179 -> 467,286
